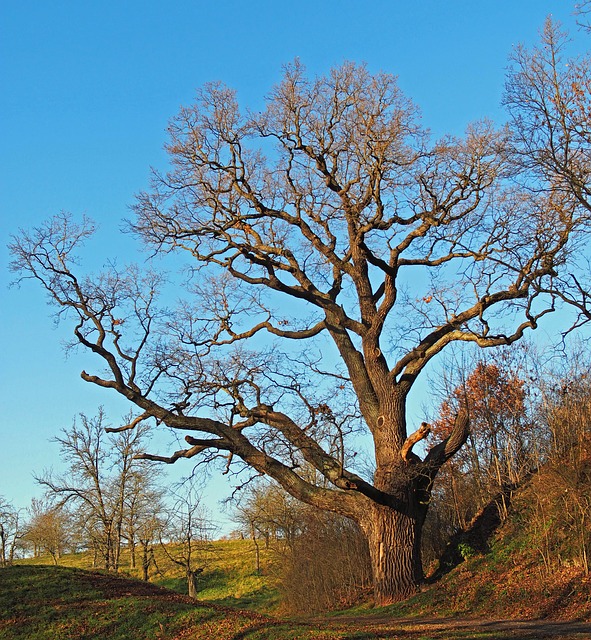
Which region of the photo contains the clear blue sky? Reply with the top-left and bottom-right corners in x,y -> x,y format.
0,1 -> 583,527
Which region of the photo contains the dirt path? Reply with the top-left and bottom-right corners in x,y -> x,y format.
314,615 -> 591,639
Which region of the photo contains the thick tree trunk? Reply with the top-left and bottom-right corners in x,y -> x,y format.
362,502 -> 425,604
355,392 -> 470,604
355,391 -> 426,603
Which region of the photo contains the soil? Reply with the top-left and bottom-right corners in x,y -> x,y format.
316,614 -> 591,639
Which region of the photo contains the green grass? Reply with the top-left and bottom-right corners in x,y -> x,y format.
0,565 -> 200,640
0,565 -> 343,640
18,538 -> 281,614
2,564 -> 588,640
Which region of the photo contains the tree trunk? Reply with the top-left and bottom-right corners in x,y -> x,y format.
362,502 -> 425,604
130,540 -> 136,569
250,521 -> 261,575
187,570 -> 198,599
141,541 -> 150,581
361,392 -> 428,603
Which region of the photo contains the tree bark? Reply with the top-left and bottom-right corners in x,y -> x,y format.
142,546 -> 149,581
357,404 -> 468,603
362,502 -> 425,604
187,569 -> 201,599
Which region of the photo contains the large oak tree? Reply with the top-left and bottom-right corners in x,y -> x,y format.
10,58 -> 589,602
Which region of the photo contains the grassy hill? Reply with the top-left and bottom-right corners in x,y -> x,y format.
2,564 -> 591,640
8,477 -> 591,638
19,539 -> 281,614
0,564 -> 327,640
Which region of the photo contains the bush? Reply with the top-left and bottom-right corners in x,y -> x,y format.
279,509 -> 372,613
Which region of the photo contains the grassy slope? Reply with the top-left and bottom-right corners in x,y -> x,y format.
0,565 -> 342,640
20,539 -> 281,614
10,493 -> 591,638
417,523 -> 591,622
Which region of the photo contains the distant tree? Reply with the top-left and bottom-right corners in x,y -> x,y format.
137,511 -> 165,581
537,355 -> 591,469
37,409 -> 159,571
0,497 -> 23,566
235,481 -> 307,551
121,480 -> 165,572
234,480 -> 308,575
24,498 -> 74,563
108,418 -> 163,571
159,481 -> 215,598
11,57 -> 591,602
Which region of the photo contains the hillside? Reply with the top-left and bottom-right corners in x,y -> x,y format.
8,473 -> 591,638
416,469 -> 591,622
0,565 -> 336,640
19,539 -> 281,614
3,565 -> 591,640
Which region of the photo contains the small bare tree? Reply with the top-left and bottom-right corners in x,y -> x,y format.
159,481 -> 215,598
0,497 -> 23,566
121,481 -> 164,572
137,511 -> 165,581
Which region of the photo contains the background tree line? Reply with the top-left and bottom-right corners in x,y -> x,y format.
1,409 -> 214,597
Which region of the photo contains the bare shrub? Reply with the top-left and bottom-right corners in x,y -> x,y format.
516,361 -> 591,575
279,509 -> 372,613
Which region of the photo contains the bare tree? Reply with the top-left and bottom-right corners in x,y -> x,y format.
0,497 -> 23,566
159,481 -> 215,598
505,18 -> 591,330
576,1 -> 591,31
108,417 -> 162,571
36,409 -> 157,571
235,480 -> 307,552
10,59 -> 590,602
137,511 -> 165,581
24,498 -> 74,563
121,480 -> 164,572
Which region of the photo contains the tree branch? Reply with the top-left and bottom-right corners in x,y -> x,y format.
401,422 -> 431,462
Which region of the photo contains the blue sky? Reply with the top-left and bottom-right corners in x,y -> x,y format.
0,1 -> 583,528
